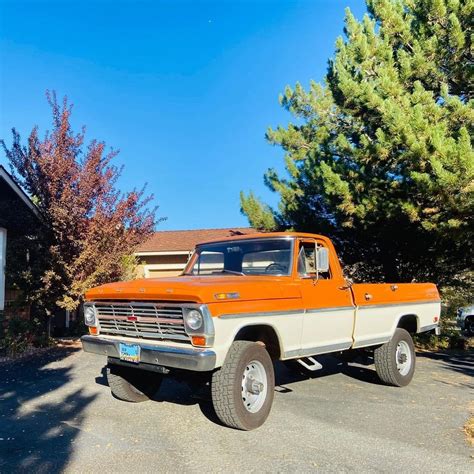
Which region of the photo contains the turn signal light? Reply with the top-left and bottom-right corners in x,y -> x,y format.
191,336 -> 206,346
214,292 -> 240,300
89,326 -> 99,335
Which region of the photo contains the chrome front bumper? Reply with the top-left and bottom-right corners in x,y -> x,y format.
81,335 -> 216,372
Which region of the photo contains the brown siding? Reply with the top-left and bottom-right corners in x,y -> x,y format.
147,270 -> 183,278
136,253 -> 191,278
137,254 -> 189,266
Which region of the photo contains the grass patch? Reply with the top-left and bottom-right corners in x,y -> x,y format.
464,416 -> 474,447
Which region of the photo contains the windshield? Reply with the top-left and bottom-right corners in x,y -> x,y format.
185,238 -> 294,276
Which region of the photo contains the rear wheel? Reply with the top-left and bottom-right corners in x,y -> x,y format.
107,364 -> 163,402
374,328 -> 416,387
211,341 -> 275,430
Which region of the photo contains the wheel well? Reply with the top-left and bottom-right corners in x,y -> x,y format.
397,314 -> 418,334
234,325 -> 281,360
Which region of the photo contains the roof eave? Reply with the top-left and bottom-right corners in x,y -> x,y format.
0,166 -> 41,218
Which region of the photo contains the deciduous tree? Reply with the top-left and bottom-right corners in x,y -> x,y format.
2,92 -> 159,319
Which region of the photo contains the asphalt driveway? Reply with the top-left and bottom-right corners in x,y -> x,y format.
0,345 -> 472,473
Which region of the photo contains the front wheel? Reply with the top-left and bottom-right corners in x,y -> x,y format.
374,328 -> 416,387
211,341 -> 275,430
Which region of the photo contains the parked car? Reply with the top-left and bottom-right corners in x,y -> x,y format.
457,304 -> 474,336
81,232 -> 441,430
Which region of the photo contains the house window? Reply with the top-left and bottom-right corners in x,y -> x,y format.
0,228 -> 6,311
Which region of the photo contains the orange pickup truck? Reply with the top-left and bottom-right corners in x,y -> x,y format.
82,232 -> 441,430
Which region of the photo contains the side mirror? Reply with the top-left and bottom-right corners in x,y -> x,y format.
316,246 -> 329,273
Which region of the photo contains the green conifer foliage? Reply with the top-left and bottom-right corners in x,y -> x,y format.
241,0 -> 473,286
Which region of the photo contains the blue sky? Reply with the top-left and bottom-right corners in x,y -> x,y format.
0,0 -> 365,230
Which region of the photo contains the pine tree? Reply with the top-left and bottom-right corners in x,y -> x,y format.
241,0 -> 473,288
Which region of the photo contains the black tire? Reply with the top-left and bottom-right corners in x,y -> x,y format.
465,317 -> 474,337
107,364 -> 163,402
374,328 -> 416,387
211,341 -> 275,430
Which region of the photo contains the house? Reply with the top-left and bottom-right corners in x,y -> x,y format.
135,227 -> 257,278
0,165 -> 40,315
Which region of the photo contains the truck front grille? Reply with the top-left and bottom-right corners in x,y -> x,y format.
94,302 -> 190,343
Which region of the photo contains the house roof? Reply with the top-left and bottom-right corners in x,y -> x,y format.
135,227 -> 257,254
0,165 -> 40,217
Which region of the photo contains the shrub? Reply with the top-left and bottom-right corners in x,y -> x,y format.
414,318 -> 472,351
0,316 -> 55,357
67,316 -> 87,337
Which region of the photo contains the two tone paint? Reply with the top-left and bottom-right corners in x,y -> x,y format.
84,232 -> 441,369
208,298 -> 440,366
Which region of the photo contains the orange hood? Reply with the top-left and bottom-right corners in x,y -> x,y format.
85,275 -> 301,304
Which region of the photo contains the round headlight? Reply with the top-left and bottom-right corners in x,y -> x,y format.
185,309 -> 203,330
84,305 -> 96,326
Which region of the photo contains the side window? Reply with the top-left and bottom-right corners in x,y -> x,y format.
297,243 -> 316,276
298,241 -> 331,279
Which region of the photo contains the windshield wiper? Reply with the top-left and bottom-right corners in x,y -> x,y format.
216,269 -> 245,276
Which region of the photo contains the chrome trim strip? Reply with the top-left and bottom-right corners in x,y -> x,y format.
196,235 -> 296,247
357,300 -> 440,310
283,342 -> 352,359
220,300 -> 439,320
91,301 -> 202,309
305,306 -> 354,314
81,335 -> 216,372
352,336 -> 390,349
219,309 -> 305,319
419,323 -> 439,333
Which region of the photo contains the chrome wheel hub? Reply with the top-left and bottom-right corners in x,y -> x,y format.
396,341 -> 412,376
241,360 -> 267,413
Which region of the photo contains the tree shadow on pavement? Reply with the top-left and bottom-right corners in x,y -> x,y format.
0,347 -> 97,473
416,350 -> 474,388
94,355 -> 385,427
274,355 -> 384,390
92,349 -> 474,428
95,364 -> 224,425
157,377 -> 226,426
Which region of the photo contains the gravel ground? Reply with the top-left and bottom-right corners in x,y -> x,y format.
0,346 -> 472,473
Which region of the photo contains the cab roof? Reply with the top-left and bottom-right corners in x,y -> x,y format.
196,231 -> 331,246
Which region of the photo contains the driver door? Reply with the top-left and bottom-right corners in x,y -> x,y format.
298,239 -> 354,355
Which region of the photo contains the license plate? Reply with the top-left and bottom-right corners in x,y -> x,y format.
119,343 -> 140,363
